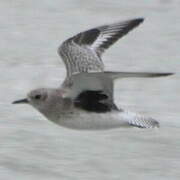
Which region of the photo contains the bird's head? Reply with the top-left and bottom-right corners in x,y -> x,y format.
12,88 -> 48,109
12,88 -> 72,121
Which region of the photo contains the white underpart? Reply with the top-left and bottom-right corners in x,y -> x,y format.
48,110 -> 159,130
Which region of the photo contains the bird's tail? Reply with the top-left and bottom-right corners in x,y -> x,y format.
118,110 -> 160,128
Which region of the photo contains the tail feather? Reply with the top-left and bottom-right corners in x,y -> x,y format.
119,110 -> 160,128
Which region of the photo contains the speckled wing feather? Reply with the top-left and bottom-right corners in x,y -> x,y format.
58,18 -> 144,77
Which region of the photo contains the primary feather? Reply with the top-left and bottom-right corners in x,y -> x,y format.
58,18 -> 144,77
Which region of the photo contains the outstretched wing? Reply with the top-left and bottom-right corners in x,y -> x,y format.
58,18 -> 144,77
103,71 -> 174,80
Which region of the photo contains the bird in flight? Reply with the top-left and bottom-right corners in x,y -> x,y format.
13,18 -> 173,129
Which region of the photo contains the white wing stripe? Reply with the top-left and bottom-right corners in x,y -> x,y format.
58,18 -> 144,77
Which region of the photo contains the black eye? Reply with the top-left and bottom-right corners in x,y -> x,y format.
34,94 -> 41,100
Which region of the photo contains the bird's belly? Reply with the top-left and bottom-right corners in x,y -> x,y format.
50,111 -> 130,130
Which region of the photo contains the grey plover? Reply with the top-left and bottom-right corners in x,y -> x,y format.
13,18 -> 173,129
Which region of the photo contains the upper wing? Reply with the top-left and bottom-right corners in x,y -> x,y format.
58,18 -> 144,77
61,71 -> 173,105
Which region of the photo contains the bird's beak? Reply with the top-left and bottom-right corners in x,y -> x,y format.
12,98 -> 29,104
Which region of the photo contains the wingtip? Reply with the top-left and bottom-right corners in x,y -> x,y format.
134,17 -> 145,24
162,72 -> 174,76
153,72 -> 174,77
126,17 -> 145,29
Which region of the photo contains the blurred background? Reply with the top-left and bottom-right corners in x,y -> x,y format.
0,0 -> 180,179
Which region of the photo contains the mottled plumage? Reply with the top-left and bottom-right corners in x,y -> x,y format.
58,18 -> 144,77
13,18 -> 174,129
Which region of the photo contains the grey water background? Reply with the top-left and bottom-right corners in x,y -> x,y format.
1,0 -> 180,179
